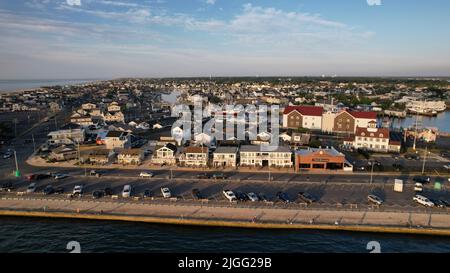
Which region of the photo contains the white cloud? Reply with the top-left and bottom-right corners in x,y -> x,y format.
206,0 -> 216,5
66,0 -> 81,6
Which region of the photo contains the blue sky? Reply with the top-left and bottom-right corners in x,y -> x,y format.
0,0 -> 449,79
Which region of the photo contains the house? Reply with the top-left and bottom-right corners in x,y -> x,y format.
117,148 -> 144,165
343,121 -> 393,152
239,145 -> 292,168
47,129 -> 85,145
291,132 -> 311,146
104,130 -> 131,150
332,110 -> 377,134
49,146 -> 78,161
295,147 -> 353,172
213,146 -> 238,168
179,146 -> 209,167
282,106 -> 323,130
103,111 -> 125,123
80,149 -> 115,165
151,143 -> 177,165
70,113 -> 94,126
107,102 -> 121,112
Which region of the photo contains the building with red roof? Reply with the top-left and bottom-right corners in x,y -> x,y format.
282,105 -> 323,130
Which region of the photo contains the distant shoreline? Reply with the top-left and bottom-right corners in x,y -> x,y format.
0,79 -> 106,94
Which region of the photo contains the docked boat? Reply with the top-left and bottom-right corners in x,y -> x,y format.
406,100 -> 446,116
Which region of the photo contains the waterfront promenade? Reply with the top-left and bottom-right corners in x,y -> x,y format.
1,195 -> 450,236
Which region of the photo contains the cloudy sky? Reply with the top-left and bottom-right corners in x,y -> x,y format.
0,0 -> 449,79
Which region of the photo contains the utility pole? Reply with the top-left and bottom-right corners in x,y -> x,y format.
421,146 -> 428,175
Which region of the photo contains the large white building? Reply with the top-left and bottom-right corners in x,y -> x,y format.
282,106 -> 323,130
47,129 -> 85,145
239,145 -> 292,168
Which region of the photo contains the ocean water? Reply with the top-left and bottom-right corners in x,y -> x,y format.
0,217 -> 449,253
0,79 -> 101,93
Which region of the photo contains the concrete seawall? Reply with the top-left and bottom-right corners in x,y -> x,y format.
1,197 -> 450,237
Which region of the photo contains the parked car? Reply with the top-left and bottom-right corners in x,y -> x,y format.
73,185 -> 84,195
405,154 -> 420,160
196,173 -> 210,179
122,185 -> 132,198
439,199 -> 450,207
54,187 -> 64,194
26,183 -> 37,193
247,192 -> 259,202
430,199 -> 446,208
413,195 -> 434,207
223,190 -> 236,202
191,188 -> 202,200
3,152 -> 12,159
0,182 -> 13,192
367,194 -> 383,206
139,171 -> 154,178
54,173 -> 68,180
212,173 -> 226,180
43,185 -> 54,195
413,176 -> 431,184
414,183 -> 424,192
258,193 -> 269,202
276,192 -> 290,203
297,192 -> 316,204
143,189 -> 153,198
92,190 -> 104,199
392,163 -> 403,171
235,192 -> 249,201
89,170 -> 101,177
104,188 -> 113,196
161,187 -> 171,198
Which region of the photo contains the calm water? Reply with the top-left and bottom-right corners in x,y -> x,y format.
0,217 -> 449,253
389,111 -> 450,133
0,79 -> 102,93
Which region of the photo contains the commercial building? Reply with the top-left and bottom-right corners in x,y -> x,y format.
295,147 -> 353,172
239,145 -> 292,168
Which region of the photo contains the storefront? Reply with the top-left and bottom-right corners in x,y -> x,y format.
295,147 -> 352,172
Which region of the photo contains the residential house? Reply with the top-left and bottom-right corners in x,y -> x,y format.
103,111 -> 125,123
105,130 -> 131,150
80,149 -> 115,165
213,146 -> 238,168
107,101 -> 121,112
47,128 -> 85,145
49,146 -> 78,162
179,146 -> 209,167
282,106 -> 323,130
239,145 -> 292,168
117,148 -> 144,165
151,143 -> 177,165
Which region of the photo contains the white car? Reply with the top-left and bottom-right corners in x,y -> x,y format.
27,183 -> 37,193
122,185 -> 132,198
247,192 -> 259,202
139,171 -> 154,178
54,173 -> 68,180
414,183 -> 423,192
161,187 -> 171,198
413,195 -> 434,207
223,190 -> 236,202
367,194 -> 383,206
73,185 -> 83,195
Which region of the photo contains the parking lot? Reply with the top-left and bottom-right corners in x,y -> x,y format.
2,174 -> 450,213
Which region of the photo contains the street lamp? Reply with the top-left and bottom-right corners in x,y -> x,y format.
12,149 -> 20,177
421,146 -> 430,175
368,160 -> 375,185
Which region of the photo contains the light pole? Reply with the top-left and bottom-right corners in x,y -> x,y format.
369,160 -> 375,185
421,146 -> 428,175
31,133 -> 36,153
13,150 -> 20,177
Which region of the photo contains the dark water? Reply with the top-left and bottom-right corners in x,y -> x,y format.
0,79 -> 102,93
0,217 -> 449,253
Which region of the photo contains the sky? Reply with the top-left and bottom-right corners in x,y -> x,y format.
0,0 -> 449,79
